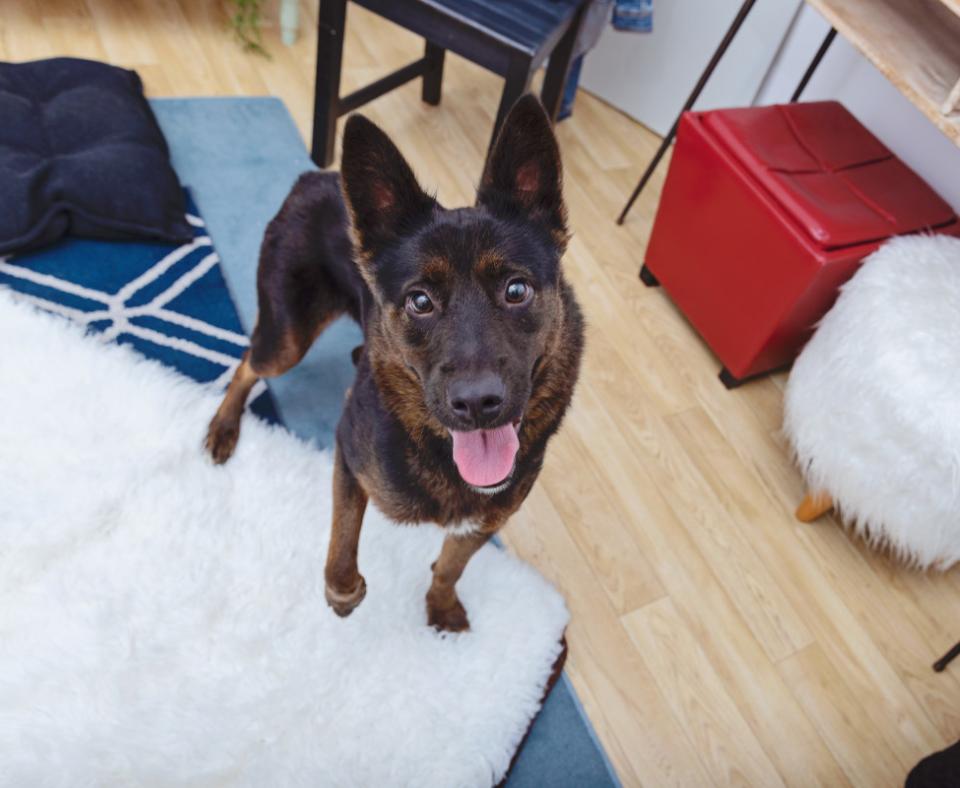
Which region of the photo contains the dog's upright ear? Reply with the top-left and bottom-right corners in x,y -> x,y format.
340,114 -> 435,257
477,95 -> 567,246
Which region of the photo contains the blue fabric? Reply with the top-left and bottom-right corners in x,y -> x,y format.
560,0 -> 652,119
612,0 -> 653,32
0,191 -> 276,422
558,56 -> 584,120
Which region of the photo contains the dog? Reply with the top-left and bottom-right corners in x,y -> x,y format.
205,95 -> 583,632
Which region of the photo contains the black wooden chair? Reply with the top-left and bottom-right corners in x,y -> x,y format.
311,0 -> 589,168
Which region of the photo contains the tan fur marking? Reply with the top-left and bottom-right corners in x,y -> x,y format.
339,190 -> 382,296
474,251 -> 505,278
426,527 -> 497,632
205,352 -> 259,464
251,317 -> 335,379
367,319 -> 448,443
420,255 -> 453,282
324,445 -> 369,617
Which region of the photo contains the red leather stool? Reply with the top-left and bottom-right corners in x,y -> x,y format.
642,101 -> 959,387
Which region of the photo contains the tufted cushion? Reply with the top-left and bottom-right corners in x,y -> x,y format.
704,102 -> 956,249
0,58 -> 191,254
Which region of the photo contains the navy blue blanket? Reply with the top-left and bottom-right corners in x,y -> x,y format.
0,191 -> 275,422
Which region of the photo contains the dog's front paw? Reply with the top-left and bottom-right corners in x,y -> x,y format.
427,597 -> 470,633
205,417 -> 240,465
325,575 -> 367,617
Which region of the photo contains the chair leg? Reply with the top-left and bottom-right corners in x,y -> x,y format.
796,491 -> 833,522
488,55 -> 535,156
311,0 -> 348,168
422,42 -> 445,106
540,6 -> 585,121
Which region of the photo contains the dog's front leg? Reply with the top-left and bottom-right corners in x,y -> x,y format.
324,446 -> 368,617
427,528 -> 496,633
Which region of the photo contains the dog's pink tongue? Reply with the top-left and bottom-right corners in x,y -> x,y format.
450,425 -> 519,487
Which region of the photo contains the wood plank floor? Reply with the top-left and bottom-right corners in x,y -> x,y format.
5,2 -> 960,784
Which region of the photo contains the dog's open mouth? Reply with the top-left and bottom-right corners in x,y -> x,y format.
449,420 -> 521,493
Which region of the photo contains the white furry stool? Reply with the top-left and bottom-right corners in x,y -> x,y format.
784,234 -> 960,569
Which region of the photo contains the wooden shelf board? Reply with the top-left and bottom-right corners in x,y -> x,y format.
941,0 -> 960,18
806,0 -> 960,145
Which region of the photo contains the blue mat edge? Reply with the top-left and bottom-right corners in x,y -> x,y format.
152,95 -> 621,788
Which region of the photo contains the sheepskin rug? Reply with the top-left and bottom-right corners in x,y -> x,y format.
784,234 -> 960,569
0,291 -> 568,787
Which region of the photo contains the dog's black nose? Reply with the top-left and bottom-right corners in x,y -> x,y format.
448,373 -> 505,427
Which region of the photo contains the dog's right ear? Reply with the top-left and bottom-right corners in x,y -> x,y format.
340,115 -> 435,256
477,95 -> 566,244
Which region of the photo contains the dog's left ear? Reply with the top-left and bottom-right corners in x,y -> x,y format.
477,95 -> 567,245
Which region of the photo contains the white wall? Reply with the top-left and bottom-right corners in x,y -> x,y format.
580,1 -> 960,213
757,5 -> 960,212
580,0 -> 802,136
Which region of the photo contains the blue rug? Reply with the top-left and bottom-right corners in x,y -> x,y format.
2,96 -> 618,788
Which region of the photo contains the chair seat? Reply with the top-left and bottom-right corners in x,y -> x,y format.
312,0 -> 588,167
427,0 -> 582,52
357,0 -> 582,67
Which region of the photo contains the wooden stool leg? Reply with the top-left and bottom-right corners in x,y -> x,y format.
796,491 -> 833,522
311,0 -> 347,168
422,42 -> 445,105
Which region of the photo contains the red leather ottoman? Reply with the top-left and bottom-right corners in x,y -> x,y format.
642,101 -> 959,386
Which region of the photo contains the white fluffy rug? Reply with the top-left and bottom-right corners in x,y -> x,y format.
0,292 -> 568,787
784,234 -> 960,569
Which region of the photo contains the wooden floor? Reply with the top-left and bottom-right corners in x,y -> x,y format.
5,2 -> 960,785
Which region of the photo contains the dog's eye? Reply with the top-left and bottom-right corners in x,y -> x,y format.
406,291 -> 434,315
504,278 -> 533,305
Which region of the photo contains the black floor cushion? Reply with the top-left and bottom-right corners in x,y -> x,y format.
0,57 -> 192,254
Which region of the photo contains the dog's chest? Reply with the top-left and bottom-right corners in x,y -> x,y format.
442,519 -> 484,537
358,442 -> 531,529
364,472 -> 505,528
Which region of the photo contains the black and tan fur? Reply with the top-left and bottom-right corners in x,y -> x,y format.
206,96 -> 583,632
